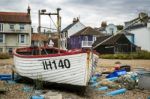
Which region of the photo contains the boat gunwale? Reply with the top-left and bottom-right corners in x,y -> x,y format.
13,47 -> 88,58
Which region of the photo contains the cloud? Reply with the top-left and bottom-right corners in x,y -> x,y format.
0,0 -> 28,11
0,0 -> 150,32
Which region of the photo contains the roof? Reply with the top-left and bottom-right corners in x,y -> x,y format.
31,33 -> 49,41
93,36 -> 110,46
125,23 -> 147,30
61,22 -> 77,33
92,31 -> 133,47
0,12 -> 31,23
49,33 -> 59,39
125,15 -> 150,30
102,34 -> 125,45
71,27 -> 104,36
125,17 -> 139,25
95,27 -> 105,31
92,35 -> 110,47
93,33 -> 134,48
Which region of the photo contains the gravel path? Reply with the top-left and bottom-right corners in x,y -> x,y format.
0,58 -> 150,99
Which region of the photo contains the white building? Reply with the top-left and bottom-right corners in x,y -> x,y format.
0,6 -> 32,53
105,24 -> 118,35
61,18 -> 85,49
95,22 -> 118,36
125,14 -> 150,51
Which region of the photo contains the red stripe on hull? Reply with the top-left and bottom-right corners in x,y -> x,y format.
13,47 -> 87,58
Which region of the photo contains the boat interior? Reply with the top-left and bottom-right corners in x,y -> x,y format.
16,46 -> 66,55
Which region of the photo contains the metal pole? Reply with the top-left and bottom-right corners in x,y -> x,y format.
38,10 -> 41,33
57,8 -> 61,52
38,10 -> 41,55
59,16 -> 62,49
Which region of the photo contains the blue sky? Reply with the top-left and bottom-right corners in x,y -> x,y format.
0,0 -> 150,32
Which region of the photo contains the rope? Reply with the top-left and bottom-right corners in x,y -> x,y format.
48,15 -> 57,29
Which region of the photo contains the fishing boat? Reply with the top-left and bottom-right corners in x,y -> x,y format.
13,47 -> 99,86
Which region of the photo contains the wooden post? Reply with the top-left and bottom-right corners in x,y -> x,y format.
37,8 -> 61,54
11,65 -> 15,80
57,8 -> 61,53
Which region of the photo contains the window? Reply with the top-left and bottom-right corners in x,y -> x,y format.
10,24 -> 14,30
21,35 -> 25,43
84,36 -> 88,41
19,34 -> 26,44
64,32 -> 68,38
0,24 -> 3,32
20,24 -> 24,30
93,36 -> 97,41
8,48 -> 13,54
0,34 -> 3,43
109,28 -> 114,34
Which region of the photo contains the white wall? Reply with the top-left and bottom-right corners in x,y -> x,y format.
128,27 -> 150,51
61,22 -> 85,50
126,35 -> 134,44
68,22 -> 85,37
0,23 -> 32,53
105,24 -> 118,35
148,22 -> 150,29
3,23 -> 31,33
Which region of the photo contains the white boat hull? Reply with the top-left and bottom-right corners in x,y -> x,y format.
14,50 -> 98,86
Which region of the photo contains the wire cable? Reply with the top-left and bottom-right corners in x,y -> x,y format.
49,15 -> 57,29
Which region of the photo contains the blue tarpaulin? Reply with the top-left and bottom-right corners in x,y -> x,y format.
0,74 -> 12,80
106,69 -> 127,78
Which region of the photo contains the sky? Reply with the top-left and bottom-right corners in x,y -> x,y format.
0,0 -> 150,32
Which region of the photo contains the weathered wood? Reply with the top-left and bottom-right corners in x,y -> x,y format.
13,51 -> 98,86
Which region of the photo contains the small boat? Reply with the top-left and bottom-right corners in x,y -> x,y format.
13,47 -> 98,86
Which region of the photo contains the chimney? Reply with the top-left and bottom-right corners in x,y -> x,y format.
101,21 -> 107,28
73,17 -> 80,23
73,18 -> 77,23
27,5 -> 31,15
76,17 -> 79,22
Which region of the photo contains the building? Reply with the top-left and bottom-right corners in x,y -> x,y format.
95,22 -> 118,35
31,33 -> 58,48
123,31 -> 135,44
68,27 -> 104,49
0,6 -> 32,53
105,24 -> 118,35
93,33 -> 137,54
31,33 -> 49,47
125,13 -> 150,51
61,18 -> 85,49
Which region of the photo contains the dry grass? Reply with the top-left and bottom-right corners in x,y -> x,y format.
0,58 -> 13,66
